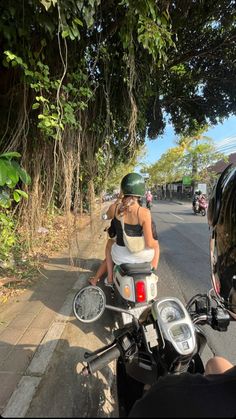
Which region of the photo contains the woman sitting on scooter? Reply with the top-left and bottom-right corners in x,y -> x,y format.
89,173 -> 160,286
110,173 -> 159,279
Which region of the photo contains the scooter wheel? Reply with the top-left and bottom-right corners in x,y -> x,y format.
201,210 -> 206,216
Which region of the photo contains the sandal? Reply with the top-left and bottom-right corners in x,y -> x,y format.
88,277 -> 99,286
104,277 -> 114,288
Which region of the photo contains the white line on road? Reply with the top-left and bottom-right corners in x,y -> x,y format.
169,212 -> 184,221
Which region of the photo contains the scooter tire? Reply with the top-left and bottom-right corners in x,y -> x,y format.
201,209 -> 206,216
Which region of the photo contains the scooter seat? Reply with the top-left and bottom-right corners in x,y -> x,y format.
119,262 -> 152,275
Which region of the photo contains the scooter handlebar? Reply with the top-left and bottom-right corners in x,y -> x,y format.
82,345 -> 121,375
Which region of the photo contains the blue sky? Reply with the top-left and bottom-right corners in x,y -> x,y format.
140,114 -> 236,168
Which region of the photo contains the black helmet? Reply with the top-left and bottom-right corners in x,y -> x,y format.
121,173 -> 145,197
208,164 -> 236,306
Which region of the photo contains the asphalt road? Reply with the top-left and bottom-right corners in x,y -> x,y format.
151,200 -> 236,364
24,200 -> 236,417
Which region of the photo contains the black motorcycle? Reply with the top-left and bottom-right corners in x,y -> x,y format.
73,282 -> 233,417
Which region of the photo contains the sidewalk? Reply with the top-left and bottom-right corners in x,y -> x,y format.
0,208 -> 107,417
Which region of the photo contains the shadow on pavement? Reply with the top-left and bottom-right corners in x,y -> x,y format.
25,338 -> 117,418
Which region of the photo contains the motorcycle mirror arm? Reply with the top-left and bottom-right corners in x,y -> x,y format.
105,304 -> 140,327
105,304 -> 135,317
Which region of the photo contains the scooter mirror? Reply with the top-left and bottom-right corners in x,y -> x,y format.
210,235 -> 236,319
73,286 -> 106,323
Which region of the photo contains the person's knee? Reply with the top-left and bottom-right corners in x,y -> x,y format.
205,356 -> 233,375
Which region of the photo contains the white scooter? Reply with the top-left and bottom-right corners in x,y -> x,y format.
73,214 -> 158,326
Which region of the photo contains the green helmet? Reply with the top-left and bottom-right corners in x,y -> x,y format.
120,173 -> 145,197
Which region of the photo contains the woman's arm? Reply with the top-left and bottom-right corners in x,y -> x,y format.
140,208 -> 156,248
106,193 -> 123,219
152,239 -> 160,269
106,200 -> 120,219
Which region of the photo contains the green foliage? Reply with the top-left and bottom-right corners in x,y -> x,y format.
177,129 -> 227,186
40,0 -> 57,12
0,153 -> 31,262
144,146 -> 185,187
106,146 -> 144,193
137,15 -> 174,64
0,0 -> 235,240
145,127 -> 227,189
1,0 -> 235,150
4,51 -> 92,139
0,211 -> 16,261
0,152 -> 31,206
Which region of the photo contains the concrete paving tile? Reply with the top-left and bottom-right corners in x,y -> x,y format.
0,372 -> 22,413
0,322 -> 8,333
0,302 -> 26,319
29,308 -> 55,329
7,313 -> 37,330
17,328 -> 47,346
0,348 -> 34,372
22,301 -> 45,314
0,345 -> 12,362
0,328 -> 25,345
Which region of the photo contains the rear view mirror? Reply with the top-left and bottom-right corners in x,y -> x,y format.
73,286 -> 106,323
210,236 -> 236,319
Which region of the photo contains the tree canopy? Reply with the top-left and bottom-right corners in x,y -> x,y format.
0,0 -> 235,226
143,126 -> 227,191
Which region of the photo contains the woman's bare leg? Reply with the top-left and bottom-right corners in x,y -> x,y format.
151,240 -> 160,270
89,239 -> 114,285
106,239 -> 114,284
205,356 -> 233,375
89,259 -> 107,285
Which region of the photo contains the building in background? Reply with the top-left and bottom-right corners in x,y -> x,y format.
208,152 -> 236,175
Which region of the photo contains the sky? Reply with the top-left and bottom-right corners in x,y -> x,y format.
139,114 -> 236,169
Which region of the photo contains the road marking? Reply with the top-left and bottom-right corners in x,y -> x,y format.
169,212 -> 184,221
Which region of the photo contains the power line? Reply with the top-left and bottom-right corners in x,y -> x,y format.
215,136 -> 236,155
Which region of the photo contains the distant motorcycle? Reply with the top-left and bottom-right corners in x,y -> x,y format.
193,195 -> 208,216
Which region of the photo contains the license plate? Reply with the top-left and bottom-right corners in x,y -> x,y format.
122,306 -> 147,325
